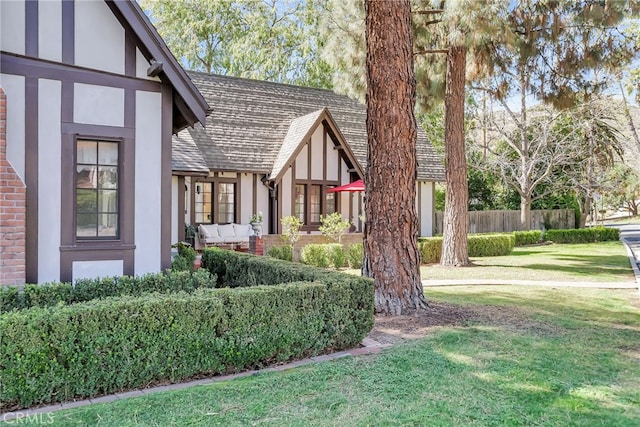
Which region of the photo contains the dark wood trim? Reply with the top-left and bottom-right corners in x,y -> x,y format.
322,127 -> 327,181
161,83 -> 172,270
277,182 -> 282,234
61,122 -> 135,138
25,77 -> 38,284
0,53 -> 162,93
25,0 -> 38,57
307,140 -> 311,181
252,174 -> 257,218
62,0 -> 74,64
323,120 -> 364,179
189,178 -> 195,225
177,176 -> 185,241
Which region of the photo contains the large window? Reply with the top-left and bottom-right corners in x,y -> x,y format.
193,180 -> 237,224
76,140 -> 119,239
294,182 -> 339,226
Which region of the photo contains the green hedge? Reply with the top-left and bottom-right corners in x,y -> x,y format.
418,238 -> 442,264
200,249 -> 373,347
418,234 -> 514,263
543,226 -> 620,243
0,269 -> 216,312
513,230 -> 543,246
300,243 -> 349,269
1,282 -> 370,409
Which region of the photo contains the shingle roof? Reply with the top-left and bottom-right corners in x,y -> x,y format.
271,109 -> 325,180
174,71 -> 445,181
172,132 -> 209,175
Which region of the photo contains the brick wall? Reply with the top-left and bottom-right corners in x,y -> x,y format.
262,233 -> 363,261
0,86 -> 27,286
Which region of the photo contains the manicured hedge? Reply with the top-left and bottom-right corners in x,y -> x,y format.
513,230 -> 543,246
300,243 -> 352,269
417,234 -> 514,263
1,282 -> 368,409
543,226 -> 620,243
0,269 -> 216,312
418,238 -> 442,264
200,249 -> 373,348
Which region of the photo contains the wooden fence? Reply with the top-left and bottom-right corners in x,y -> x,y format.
435,209 -> 575,234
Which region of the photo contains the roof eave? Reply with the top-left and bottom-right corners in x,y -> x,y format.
110,1 -> 210,128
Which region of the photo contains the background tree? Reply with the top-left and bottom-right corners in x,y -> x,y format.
364,0 -> 426,315
474,0 -> 639,228
604,164 -> 640,217
141,0 -> 332,87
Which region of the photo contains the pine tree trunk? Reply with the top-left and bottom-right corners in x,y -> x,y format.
441,45 -> 470,267
362,0 -> 426,315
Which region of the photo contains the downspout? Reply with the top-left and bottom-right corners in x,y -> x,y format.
261,175 -> 276,234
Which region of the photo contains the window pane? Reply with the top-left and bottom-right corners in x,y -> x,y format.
77,213 -> 97,237
310,185 -> 321,223
326,191 -> 336,214
76,189 -> 97,213
98,214 -> 118,237
76,165 -> 97,189
98,142 -> 118,165
98,190 -> 118,213
77,140 -> 96,164
98,166 -> 118,189
295,184 -> 305,222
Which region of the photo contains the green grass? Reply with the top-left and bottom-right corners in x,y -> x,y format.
420,241 -> 635,282
27,286 -> 640,426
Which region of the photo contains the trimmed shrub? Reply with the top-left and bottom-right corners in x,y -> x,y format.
301,244 -> 330,268
329,244 -> 347,269
267,245 -> 293,262
468,234 -> 514,257
0,269 -> 216,312
513,230 -> 543,246
347,243 -> 364,269
418,234 -> 514,263
199,249 -> 374,350
171,242 -> 197,272
543,226 -> 620,244
2,282 -> 364,409
418,238 -> 442,264
300,244 -> 346,269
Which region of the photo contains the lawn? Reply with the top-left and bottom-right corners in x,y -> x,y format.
421,241 -> 636,283
26,286 -> 640,426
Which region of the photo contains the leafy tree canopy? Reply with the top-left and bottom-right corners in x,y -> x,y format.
141,0 -> 333,88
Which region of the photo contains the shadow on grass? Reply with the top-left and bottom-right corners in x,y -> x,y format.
485,253 -> 632,278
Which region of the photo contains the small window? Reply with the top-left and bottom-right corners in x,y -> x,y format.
194,182 -> 212,223
217,183 -> 235,223
295,184 -> 306,223
310,185 -> 321,223
76,140 -> 119,239
326,188 -> 336,215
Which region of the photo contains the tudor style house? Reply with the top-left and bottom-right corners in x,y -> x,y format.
171,72 -> 445,242
0,0 -> 209,285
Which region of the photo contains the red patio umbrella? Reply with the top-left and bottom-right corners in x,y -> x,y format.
327,179 -> 365,193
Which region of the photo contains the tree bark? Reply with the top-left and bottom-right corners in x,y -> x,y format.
441,45 -> 470,267
363,0 -> 427,315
